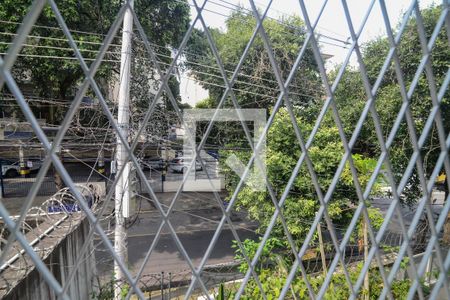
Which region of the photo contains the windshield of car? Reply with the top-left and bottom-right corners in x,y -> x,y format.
0,160 -> 17,166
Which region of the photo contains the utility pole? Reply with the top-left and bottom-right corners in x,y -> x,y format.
114,0 -> 133,298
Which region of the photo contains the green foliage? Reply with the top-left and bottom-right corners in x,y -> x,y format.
217,283 -> 225,300
205,5 -> 444,299
227,264 -> 415,299
365,207 -> 384,231
91,278 -> 126,300
333,5 -> 450,205
185,9 -> 322,109
224,109 -> 378,243
0,0 -> 190,122
215,283 -> 232,300
91,279 -> 114,300
400,257 -> 410,270
232,237 -> 284,273
341,154 -> 382,193
195,97 -> 217,109
91,278 -> 130,300
120,283 -> 130,299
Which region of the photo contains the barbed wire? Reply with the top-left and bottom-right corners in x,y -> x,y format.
0,184 -> 103,297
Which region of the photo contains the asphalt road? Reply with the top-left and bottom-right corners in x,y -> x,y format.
94,195 -> 446,277
95,227 -> 257,275
94,208 -> 258,276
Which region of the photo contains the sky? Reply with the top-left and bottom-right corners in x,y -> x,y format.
179,0 -> 438,106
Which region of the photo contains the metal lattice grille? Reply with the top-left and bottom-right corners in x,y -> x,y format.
0,0 -> 449,299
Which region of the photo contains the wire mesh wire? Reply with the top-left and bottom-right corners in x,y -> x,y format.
0,0 -> 449,299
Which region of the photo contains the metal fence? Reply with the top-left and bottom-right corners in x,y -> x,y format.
0,0 -> 449,299
0,173 -> 105,198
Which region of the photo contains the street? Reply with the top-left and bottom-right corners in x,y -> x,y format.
94,195 -> 259,277
96,227 -> 257,275
2,163 -> 446,289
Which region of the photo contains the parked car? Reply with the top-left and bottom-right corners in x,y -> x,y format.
0,160 -> 19,178
169,157 -> 203,173
0,159 -> 42,178
140,157 -> 165,171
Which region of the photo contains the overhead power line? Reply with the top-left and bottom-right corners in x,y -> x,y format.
188,0 -> 350,47
1,3 -> 338,96
0,28 -> 322,96
0,46 -> 322,102
0,1 -> 337,109
0,39 -> 319,100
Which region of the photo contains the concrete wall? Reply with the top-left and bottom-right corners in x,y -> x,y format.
4,218 -> 96,300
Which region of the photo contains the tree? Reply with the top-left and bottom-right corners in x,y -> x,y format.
0,0 -> 190,192
224,3 -> 449,259
185,9 -> 325,183
223,109 -> 380,246
333,5 -> 450,205
186,9 -> 384,240
194,97 -> 216,109
0,0 -> 190,123
185,7 -> 383,252
185,5 -> 445,298
185,9 -> 322,109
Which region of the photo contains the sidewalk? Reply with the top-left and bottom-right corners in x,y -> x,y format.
136,191 -> 229,212
1,195 -> 51,216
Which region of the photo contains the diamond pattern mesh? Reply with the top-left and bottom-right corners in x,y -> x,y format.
0,0 -> 449,299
